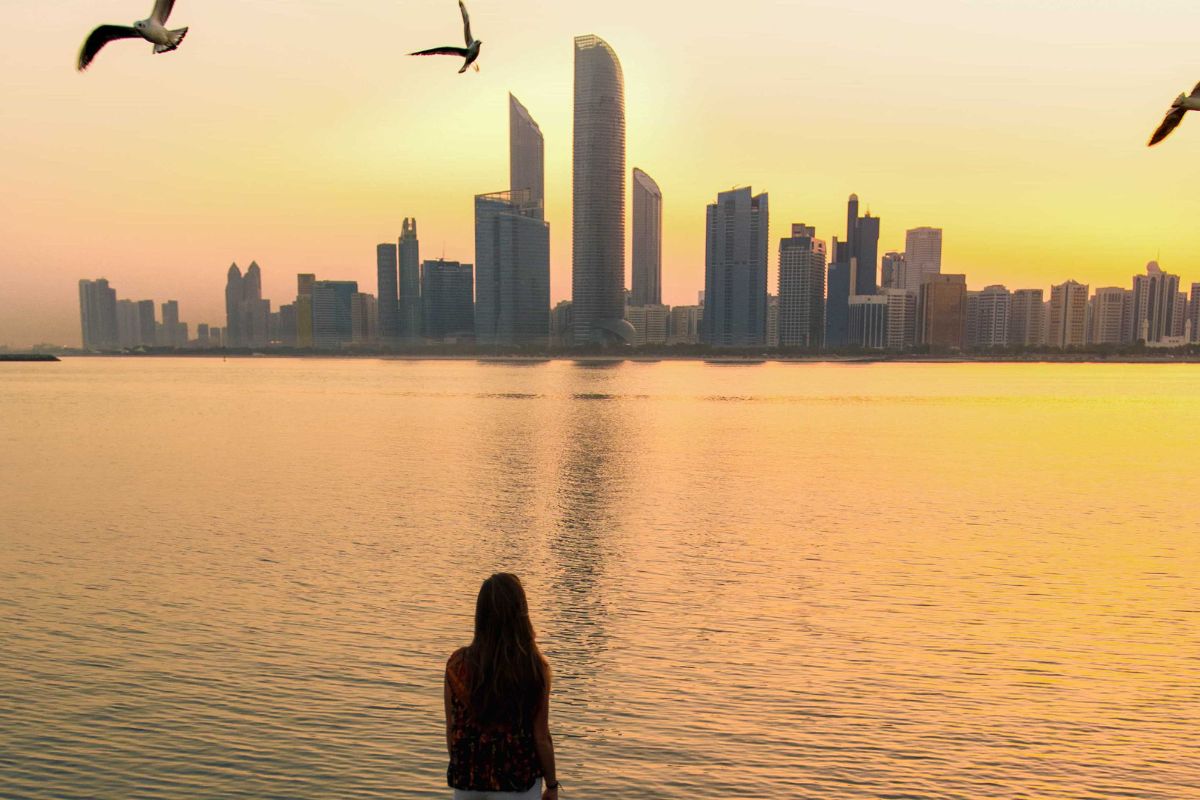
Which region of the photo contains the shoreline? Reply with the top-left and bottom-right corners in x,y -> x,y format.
31,351 -> 1200,365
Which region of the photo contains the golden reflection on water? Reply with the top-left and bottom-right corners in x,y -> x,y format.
0,359 -> 1197,799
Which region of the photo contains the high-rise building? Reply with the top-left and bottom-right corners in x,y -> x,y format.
161,300 -> 186,347
883,289 -> 918,351
702,187 -> 769,347
626,304 -> 670,346
1089,287 -> 1129,345
853,212 -> 880,296
509,94 -> 545,221
399,218 -> 422,341
78,279 -> 118,350
474,190 -> 550,347
668,305 -> 704,345
918,274 -> 967,349
881,252 -> 906,290
573,35 -> 632,346
278,304 -> 297,347
825,250 -> 851,349
377,243 -> 400,344
312,280 -> 358,350
1048,280 -> 1089,348
136,300 -> 156,346
224,264 -> 244,348
904,227 -> 943,292
421,260 -> 475,342
296,274 -> 315,348
350,292 -> 378,345
1190,283 -> 1200,343
242,262 -> 270,349
1172,292 -> 1187,340
1130,261 -> 1181,344
778,224 -> 826,349
631,168 -> 663,307
116,300 -> 140,348
967,285 -> 1011,349
1009,289 -> 1046,347
765,295 -> 780,348
848,295 -> 889,349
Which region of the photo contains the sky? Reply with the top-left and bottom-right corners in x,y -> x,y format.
1,0 -> 1199,347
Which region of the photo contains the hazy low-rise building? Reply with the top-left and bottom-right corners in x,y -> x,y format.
668,305 -> 704,345
848,294 -> 889,349
626,304 -> 670,347
351,292 -> 378,345
551,301 -> 574,348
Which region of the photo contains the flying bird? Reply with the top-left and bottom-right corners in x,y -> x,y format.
409,0 -> 482,74
1148,81 -> 1200,147
77,0 -> 189,72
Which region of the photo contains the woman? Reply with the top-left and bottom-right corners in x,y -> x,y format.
445,573 -> 560,800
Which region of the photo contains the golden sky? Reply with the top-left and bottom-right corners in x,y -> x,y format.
1,0 -> 1198,346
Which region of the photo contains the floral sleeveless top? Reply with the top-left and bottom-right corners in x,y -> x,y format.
445,648 -> 542,792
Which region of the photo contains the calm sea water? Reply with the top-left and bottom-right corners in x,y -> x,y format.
1,358 -> 1197,799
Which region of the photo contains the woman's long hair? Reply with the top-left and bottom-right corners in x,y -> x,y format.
465,573 -> 549,727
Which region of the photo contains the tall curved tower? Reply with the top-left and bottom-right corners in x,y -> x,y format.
572,35 -> 633,346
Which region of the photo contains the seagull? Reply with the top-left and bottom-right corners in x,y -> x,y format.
77,0 -> 189,72
409,0 -> 482,74
1148,81 -> 1200,147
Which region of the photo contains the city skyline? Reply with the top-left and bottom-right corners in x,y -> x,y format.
3,1 -> 1200,347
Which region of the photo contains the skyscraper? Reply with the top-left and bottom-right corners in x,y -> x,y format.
1089,287 -> 1129,345
377,243 -> 400,344
399,218 -> 422,342
509,94 -> 545,221
777,224 -> 826,349
312,280 -> 358,350
631,168 -> 663,307
242,262 -> 270,348
350,292 -> 378,345
1009,289 -> 1046,347
573,34 -> 632,345
422,260 -> 475,342
917,274 -> 967,349
1048,280 -> 1089,348
116,300 -> 140,348
79,279 -> 118,350
224,264 -> 244,348
883,289 -> 918,351
702,187 -> 769,347
474,190 -> 550,346
904,227 -> 943,292
161,300 -> 184,348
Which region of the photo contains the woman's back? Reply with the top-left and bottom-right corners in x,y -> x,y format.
445,647 -> 541,792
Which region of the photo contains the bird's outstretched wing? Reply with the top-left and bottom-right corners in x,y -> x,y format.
410,46 -> 471,57
1148,107 -> 1187,147
1191,81 -> 1200,98
78,25 -> 141,71
152,0 -> 176,25
459,0 -> 472,45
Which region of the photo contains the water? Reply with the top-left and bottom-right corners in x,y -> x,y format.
1,358 -> 1197,799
